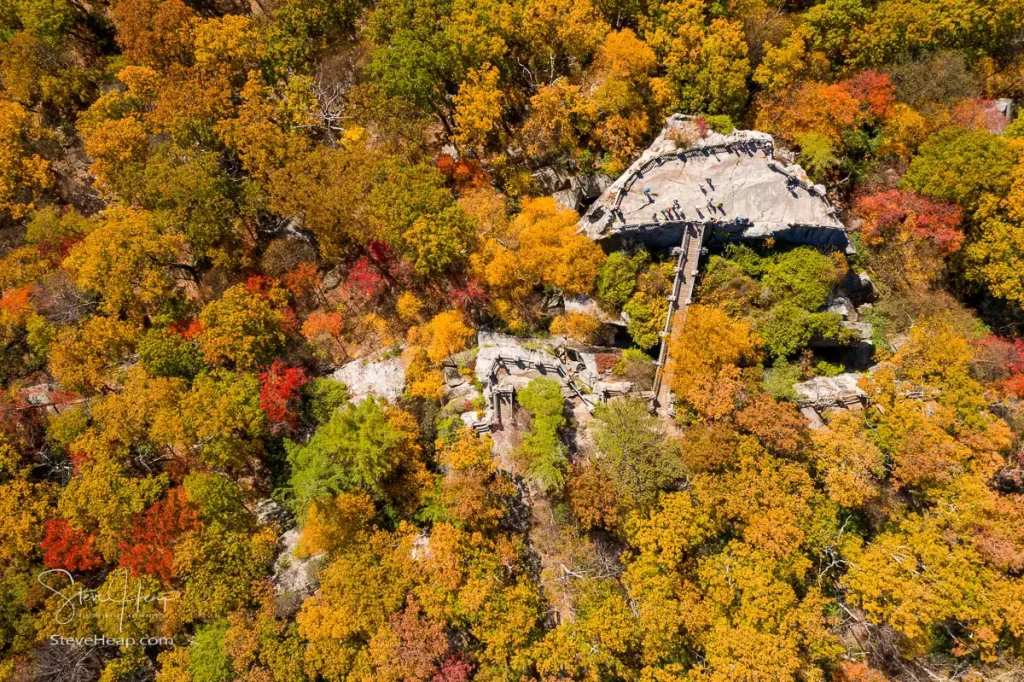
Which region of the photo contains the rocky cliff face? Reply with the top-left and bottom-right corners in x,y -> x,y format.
578,114 -> 850,253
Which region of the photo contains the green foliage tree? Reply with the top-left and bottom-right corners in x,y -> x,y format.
597,250 -> 647,310
591,397 -> 681,514
623,290 -> 665,350
287,397 -> 421,511
138,327 -> 204,379
761,247 -> 840,310
759,303 -> 844,359
515,378 -> 569,493
901,127 -> 1017,215
197,284 -> 286,370
189,620 -> 232,682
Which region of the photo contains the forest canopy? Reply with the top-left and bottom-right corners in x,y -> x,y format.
1,0 -> 1024,680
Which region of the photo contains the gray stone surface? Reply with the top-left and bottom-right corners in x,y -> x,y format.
839,270 -> 877,305
825,295 -> 857,321
579,115 -> 847,250
793,373 -> 867,406
331,353 -> 405,403
553,188 -> 581,211
271,529 -> 324,616
842,321 -> 873,341
800,406 -> 826,429
563,294 -> 626,326
533,166 -> 571,194
571,174 -> 613,199
255,499 -> 294,530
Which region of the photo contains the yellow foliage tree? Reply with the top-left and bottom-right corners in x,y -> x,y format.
550,311 -> 602,344
82,115 -> 151,198
410,309 -> 475,364
810,410 -> 885,508
0,99 -> 51,221
403,346 -> 445,400
49,316 -> 142,393
297,489 -> 377,558
473,197 -> 605,328
667,305 -> 761,418
453,64 -> 503,152
63,207 -> 186,317
197,284 -> 287,370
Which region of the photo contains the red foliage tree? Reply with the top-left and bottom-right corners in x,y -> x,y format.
446,275 -> 487,315
854,189 -> 964,255
245,275 -> 276,294
974,334 -> 1024,397
367,240 -> 394,266
694,116 -> 709,137
170,317 -> 204,340
282,262 -> 322,299
42,518 -> 104,572
36,235 -> 84,264
279,305 -> 301,334
117,488 -> 200,584
435,155 -> 490,190
435,153 -> 457,178
259,360 -> 308,431
0,284 -> 33,323
840,69 -> 895,119
431,655 -> 474,682
344,256 -> 388,301
386,601 -> 449,682
951,98 -> 1006,133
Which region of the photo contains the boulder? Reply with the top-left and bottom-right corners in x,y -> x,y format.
331,353 -> 406,403
570,174 -> 613,199
839,270 -> 877,305
322,266 -> 344,291
553,188 -> 582,212
825,295 -> 856,321
271,529 -> 324,617
532,166 -> 571,194
254,499 -> 294,530
793,372 -> 867,408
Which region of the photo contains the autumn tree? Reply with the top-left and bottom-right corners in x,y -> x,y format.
855,189 -> 964,288
197,284 -> 287,370
591,397 -> 682,514
901,126 -> 1017,215
181,368 -> 266,470
667,304 -> 761,419
409,309 -> 475,364
110,0 -> 197,68
63,207 -> 186,318
287,397 -> 427,514
49,316 -> 141,393
643,5 -> 751,119
423,429 -> 514,533
453,64 -> 503,153
0,99 -> 51,222
259,360 -> 308,433
118,487 -> 200,584
474,198 -> 605,329
964,161 -> 1024,306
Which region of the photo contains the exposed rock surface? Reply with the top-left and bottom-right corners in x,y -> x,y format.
331,352 -> 406,403
580,115 -> 849,251
254,499 -> 294,530
794,372 -> 868,408
838,270 -> 877,305
271,529 -> 324,617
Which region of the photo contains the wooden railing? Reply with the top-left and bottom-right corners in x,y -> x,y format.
651,223 -> 705,400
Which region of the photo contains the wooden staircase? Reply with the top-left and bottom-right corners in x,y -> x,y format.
652,222 -> 705,414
